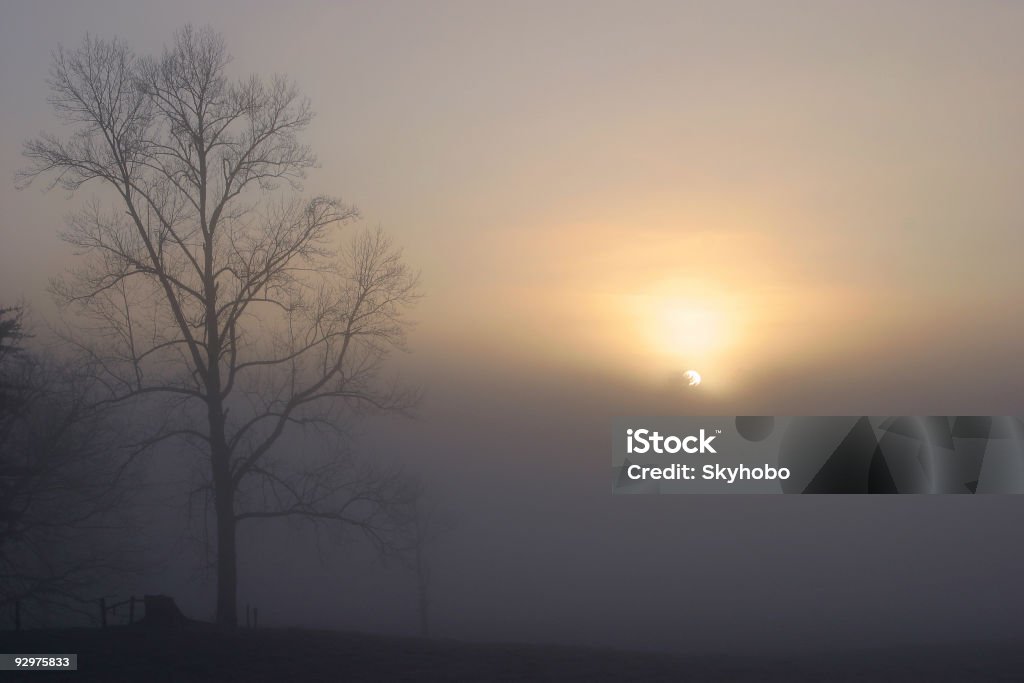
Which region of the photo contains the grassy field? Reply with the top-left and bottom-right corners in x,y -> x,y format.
3,627 -> 1023,681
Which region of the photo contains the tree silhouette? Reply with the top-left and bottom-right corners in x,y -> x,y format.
394,480 -> 456,637
20,26 -> 420,626
0,307 -> 133,622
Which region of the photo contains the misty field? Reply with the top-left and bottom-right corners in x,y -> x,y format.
5,627 -> 1024,682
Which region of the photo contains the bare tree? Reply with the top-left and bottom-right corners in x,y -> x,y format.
0,307 -> 23,363
0,307 -> 134,624
395,481 -> 455,637
20,26 -> 420,626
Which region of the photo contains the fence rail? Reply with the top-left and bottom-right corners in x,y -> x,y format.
98,595 -> 141,627
9,596 -> 259,630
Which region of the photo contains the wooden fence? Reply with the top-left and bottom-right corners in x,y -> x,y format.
8,596 -> 260,629
98,595 -> 142,627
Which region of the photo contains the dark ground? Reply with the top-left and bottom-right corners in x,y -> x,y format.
3,627 -> 1024,681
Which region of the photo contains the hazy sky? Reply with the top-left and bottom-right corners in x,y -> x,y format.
3,0 -> 1024,651
3,0 -> 1024,409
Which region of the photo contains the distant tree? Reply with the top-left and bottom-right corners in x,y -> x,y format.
20,26 -> 420,626
0,307 -> 25,425
396,481 -> 456,637
0,307 -> 23,362
0,307 -> 131,623
0,307 -> 27,493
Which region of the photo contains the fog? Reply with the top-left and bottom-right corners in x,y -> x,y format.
2,0 -> 1024,659
113,358 -> 1024,654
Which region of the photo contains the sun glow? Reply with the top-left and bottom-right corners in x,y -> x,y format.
657,304 -> 726,358
626,283 -> 746,389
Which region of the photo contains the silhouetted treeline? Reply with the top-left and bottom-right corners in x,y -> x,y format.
0,307 -> 137,626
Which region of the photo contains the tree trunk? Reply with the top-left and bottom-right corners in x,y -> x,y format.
206,270 -> 236,626
417,589 -> 429,637
210,397 -> 237,627
213,475 -> 237,626
416,544 -> 430,637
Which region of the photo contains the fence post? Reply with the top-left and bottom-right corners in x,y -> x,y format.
14,600 -> 20,631
129,596 -> 136,625
99,598 -> 107,628
253,607 -> 258,629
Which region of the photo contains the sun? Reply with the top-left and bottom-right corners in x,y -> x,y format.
623,283 -> 741,387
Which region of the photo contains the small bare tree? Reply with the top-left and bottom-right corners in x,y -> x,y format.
395,481 -> 455,638
0,307 -> 134,624
20,26 -> 420,626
